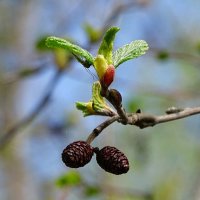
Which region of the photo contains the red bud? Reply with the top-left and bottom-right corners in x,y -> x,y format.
100,65 -> 115,90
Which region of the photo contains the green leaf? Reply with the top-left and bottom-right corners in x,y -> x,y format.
92,81 -> 114,115
113,40 -> 149,68
76,82 -> 114,117
45,36 -> 94,66
36,35 -> 52,51
54,48 -> 71,70
55,171 -> 82,188
84,23 -> 102,43
76,101 -> 95,117
98,27 -> 120,64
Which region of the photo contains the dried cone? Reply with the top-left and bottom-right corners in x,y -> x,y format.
62,141 -> 94,168
95,146 -> 129,175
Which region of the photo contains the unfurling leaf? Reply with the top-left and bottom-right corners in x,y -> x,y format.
98,27 -> 120,64
92,81 -> 114,116
76,101 -> 95,117
84,23 -> 102,43
54,49 -> 71,70
45,36 -> 94,66
76,82 -> 114,117
113,40 -> 149,68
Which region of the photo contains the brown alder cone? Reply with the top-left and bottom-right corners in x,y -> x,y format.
62,141 -> 94,168
95,146 -> 129,175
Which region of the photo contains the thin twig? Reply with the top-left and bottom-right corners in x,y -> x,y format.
86,106 -> 200,144
0,59 -> 50,85
126,106 -> 200,128
0,70 -> 62,149
86,115 -> 120,144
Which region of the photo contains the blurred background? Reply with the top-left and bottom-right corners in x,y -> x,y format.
1,0 -> 200,199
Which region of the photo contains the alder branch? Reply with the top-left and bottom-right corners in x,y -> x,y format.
0,69 -> 62,149
86,115 -> 120,144
0,2 -> 136,148
126,106 -> 200,128
86,106 -> 200,144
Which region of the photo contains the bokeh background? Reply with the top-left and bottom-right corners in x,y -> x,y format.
1,0 -> 200,200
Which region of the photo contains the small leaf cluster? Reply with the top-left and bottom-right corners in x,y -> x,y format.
45,26 -> 148,116
45,27 -> 149,175
45,26 -> 148,70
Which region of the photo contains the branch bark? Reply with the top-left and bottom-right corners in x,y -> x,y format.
86,115 -> 120,144
86,106 -> 200,144
126,107 -> 200,128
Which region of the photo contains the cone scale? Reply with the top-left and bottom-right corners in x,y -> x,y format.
62,141 -> 94,168
95,146 -> 129,175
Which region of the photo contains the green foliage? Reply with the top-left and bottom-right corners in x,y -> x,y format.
98,27 -> 120,64
45,27 -> 149,71
55,171 -> 82,188
113,40 -> 149,68
156,51 -> 169,61
93,55 -> 108,79
92,81 -> 114,115
36,35 -> 73,70
36,35 -> 52,51
84,186 -> 101,197
196,42 -> 200,53
84,23 -> 102,43
76,101 -> 95,117
76,81 -> 114,116
153,174 -> 180,200
45,36 -> 94,66
54,48 -> 71,70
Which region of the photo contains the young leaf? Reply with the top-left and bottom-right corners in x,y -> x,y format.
84,23 -> 102,43
76,82 -> 115,117
98,27 -> 120,64
113,40 -> 149,68
46,36 -> 94,66
92,81 -> 114,116
76,101 -> 95,117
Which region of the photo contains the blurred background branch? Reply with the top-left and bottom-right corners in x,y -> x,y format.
0,69 -> 62,149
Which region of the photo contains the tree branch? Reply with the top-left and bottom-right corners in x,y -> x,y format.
86,106 -> 200,144
86,115 -> 120,144
0,69 -> 62,149
126,106 -> 200,128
